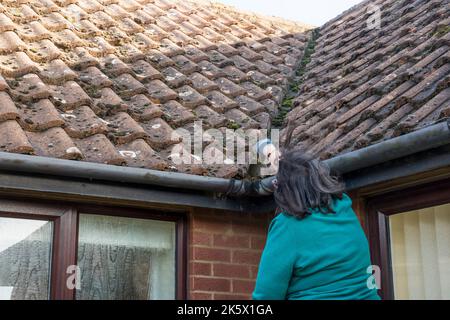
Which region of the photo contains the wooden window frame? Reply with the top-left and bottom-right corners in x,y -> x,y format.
0,198 -> 187,300
366,178 -> 450,300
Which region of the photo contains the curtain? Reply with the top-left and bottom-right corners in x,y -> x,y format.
76,214 -> 176,300
0,218 -> 52,300
389,203 -> 450,299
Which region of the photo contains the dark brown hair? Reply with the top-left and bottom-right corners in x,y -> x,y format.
274,121 -> 345,219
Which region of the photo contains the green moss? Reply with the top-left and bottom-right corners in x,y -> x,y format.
272,28 -> 320,128
434,25 -> 450,38
227,121 -> 241,130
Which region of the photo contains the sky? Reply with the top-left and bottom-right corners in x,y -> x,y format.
216,0 -> 364,26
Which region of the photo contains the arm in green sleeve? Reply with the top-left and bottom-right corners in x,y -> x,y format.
252,214 -> 297,300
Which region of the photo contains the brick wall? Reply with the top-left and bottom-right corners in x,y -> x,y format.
188,208 -> 273,300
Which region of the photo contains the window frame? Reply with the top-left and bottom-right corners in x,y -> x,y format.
0,198 -> 187,300
366,178 -> 450,300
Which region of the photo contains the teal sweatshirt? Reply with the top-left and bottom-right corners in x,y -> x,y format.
252,193 -> 380,300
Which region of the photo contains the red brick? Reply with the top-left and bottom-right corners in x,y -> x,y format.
232,279 -> 256,294
192,231 -> 213,246
193,277 -> 231,292
190,292 -> 213,300
192,216 -> 232,233
232,220 -> 266,235
250,236 -> 266,250
232,250 -> 261,265
214,293 -> 250,300
250,266 -> 259,279
213,234 -> 250,248
193,247 -> 231,262
190,262 -> 212,276
213,263 -> 250,279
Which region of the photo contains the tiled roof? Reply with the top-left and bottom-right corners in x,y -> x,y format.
286,0 -> 450,159
0,0 -> 310,178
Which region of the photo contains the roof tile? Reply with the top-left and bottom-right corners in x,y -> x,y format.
172,55 -> 200,74
100,54 -> 132,78
222,65 -> 249,83
205,90 -> 238,112
176,85 -> 207,108
78,66 -> 112,89
253,111 -> 271,129
217,43 -> 239,57
0,31 -> 27,54
0,120 -> 34,153
74,133 -> 125,165
231,55 -> 256,72
161,100 -> 195,126
184,45 -> 209,63
224,108 -> 259,130
41,12 -> 69,31
17,98 -> 64,132
141,117 -> 181,149
8,73 -> 51,103
27,39 -> 62,62
216,77 -> 246,97
105,111 -> 147,144
208,50 -> 233,68
189,72 -> 219,93
198,60 -> 226,80
193,105 -> 227,128
16,21 -> 50,41
131,59 -> 162,82
92,87 -> 127,116
161,66 -> 188,87
241,82 -> 272,101
118,138 -> 168,170
145,79 -> 178,103
146,49 -> 174,68
235,95 -> 265,116
397,87 -> 450,133
0,91 -> 19,121
61,105 -> 108,138
254,59 -> 279,75
113,73 -> 146,98
40,59 -> 78,84
0,13 -> 15,33
26,127 -> 83,159
127,93 -> 163,121
50,80 -> 91,110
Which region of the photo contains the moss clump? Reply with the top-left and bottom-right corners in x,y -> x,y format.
272,28 -> 320,128
227,121 -> 241,130
433,25 -> 450,38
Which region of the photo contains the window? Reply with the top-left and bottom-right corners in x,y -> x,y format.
0,218 -> 53,300
367,179 -> 450,300
0,200 -> 186,300
389,205 -> 450,299
76,214 -> 176,300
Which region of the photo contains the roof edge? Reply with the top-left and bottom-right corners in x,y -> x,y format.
0,120 -> 449,198
183,0 -> 315,32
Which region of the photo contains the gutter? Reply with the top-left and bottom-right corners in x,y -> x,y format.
0,120 -> 449,197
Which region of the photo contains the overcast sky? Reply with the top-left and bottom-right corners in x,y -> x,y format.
216,0 -> 364,26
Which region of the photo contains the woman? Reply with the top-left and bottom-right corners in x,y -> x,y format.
252,145 -> 380,300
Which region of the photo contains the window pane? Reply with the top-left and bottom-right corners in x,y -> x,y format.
76,214 -> 176,300
0,217 -> 53,300
389,203 -> 450,299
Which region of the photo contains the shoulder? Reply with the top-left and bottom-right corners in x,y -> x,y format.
272,211 -> 296,224
269,212 -> 299,233
332,193 -> 353,211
